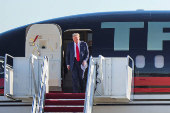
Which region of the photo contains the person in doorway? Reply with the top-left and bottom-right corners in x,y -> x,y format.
66,33 -> 89,93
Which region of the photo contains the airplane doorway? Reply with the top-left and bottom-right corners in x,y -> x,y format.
62,29 -> 92,93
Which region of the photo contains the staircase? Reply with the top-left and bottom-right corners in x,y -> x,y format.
31,56 -> 95,113
44,91 -> 85,112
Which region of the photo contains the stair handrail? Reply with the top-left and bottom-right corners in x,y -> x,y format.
31,56 -> 49,113
98,55 -> 105,95
30,54 -> 38,96
84,56 -> 96,113
127,55 -> 134,101
4,54 -> 14,99
31,94 -> 37,113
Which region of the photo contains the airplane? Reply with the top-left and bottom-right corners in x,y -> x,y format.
0,11 -> 170,113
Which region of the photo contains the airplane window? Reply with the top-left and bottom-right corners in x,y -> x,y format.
155,55 -> 164,68
136,55 -> 145,68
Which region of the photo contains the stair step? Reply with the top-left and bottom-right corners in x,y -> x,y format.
45,106 -> 84,107
45,100 -> 85,105
46,99 -> 85,100
46,93 -> 85,99
44,107 -> 84,112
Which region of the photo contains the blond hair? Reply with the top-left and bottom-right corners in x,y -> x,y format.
72,33 -> 80,37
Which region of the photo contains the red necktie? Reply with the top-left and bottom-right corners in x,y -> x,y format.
76,43 -> 80,61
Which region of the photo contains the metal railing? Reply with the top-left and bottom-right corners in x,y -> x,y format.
98,55 -> 105,96
31,56 -> 49,113
30,54 -> 38,96
4,54 -> 14,99
84,56 -> 96,113
127,55 -> 134,101
127,55 -> 134,72
0,56 -> 5,75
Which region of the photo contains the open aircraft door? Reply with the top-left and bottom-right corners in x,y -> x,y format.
25,24 -> 62,92
3,24 -> 62,100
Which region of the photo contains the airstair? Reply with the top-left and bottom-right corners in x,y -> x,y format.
3,24 -> 134,113
4,54 -> 134,113
30,56 -> 85,113
31,55 -> 133,112
84,55 -> 134,112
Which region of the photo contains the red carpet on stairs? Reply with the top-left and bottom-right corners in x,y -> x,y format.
44,107 -> 84,112
44,93 -> 85,112
46,93 -> 85,99
45,100 -> 85,105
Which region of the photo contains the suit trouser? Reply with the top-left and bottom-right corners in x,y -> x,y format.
72,58 -> 85,93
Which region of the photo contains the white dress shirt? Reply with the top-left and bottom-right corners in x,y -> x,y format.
74,41 -> 80,57
67,41 -> 80,67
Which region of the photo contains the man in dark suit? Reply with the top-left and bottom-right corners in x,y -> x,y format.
66,33 -> 89,93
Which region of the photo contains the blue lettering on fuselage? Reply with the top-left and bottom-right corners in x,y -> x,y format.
101,22 -> 170,51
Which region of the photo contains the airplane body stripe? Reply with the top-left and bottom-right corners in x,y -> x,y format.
134,88 -> 170,93
134,77 -> 170,86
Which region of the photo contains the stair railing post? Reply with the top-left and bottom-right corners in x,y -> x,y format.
84,56 -> 96,113
39,56 -> 49,113
30,54 -> 38,96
